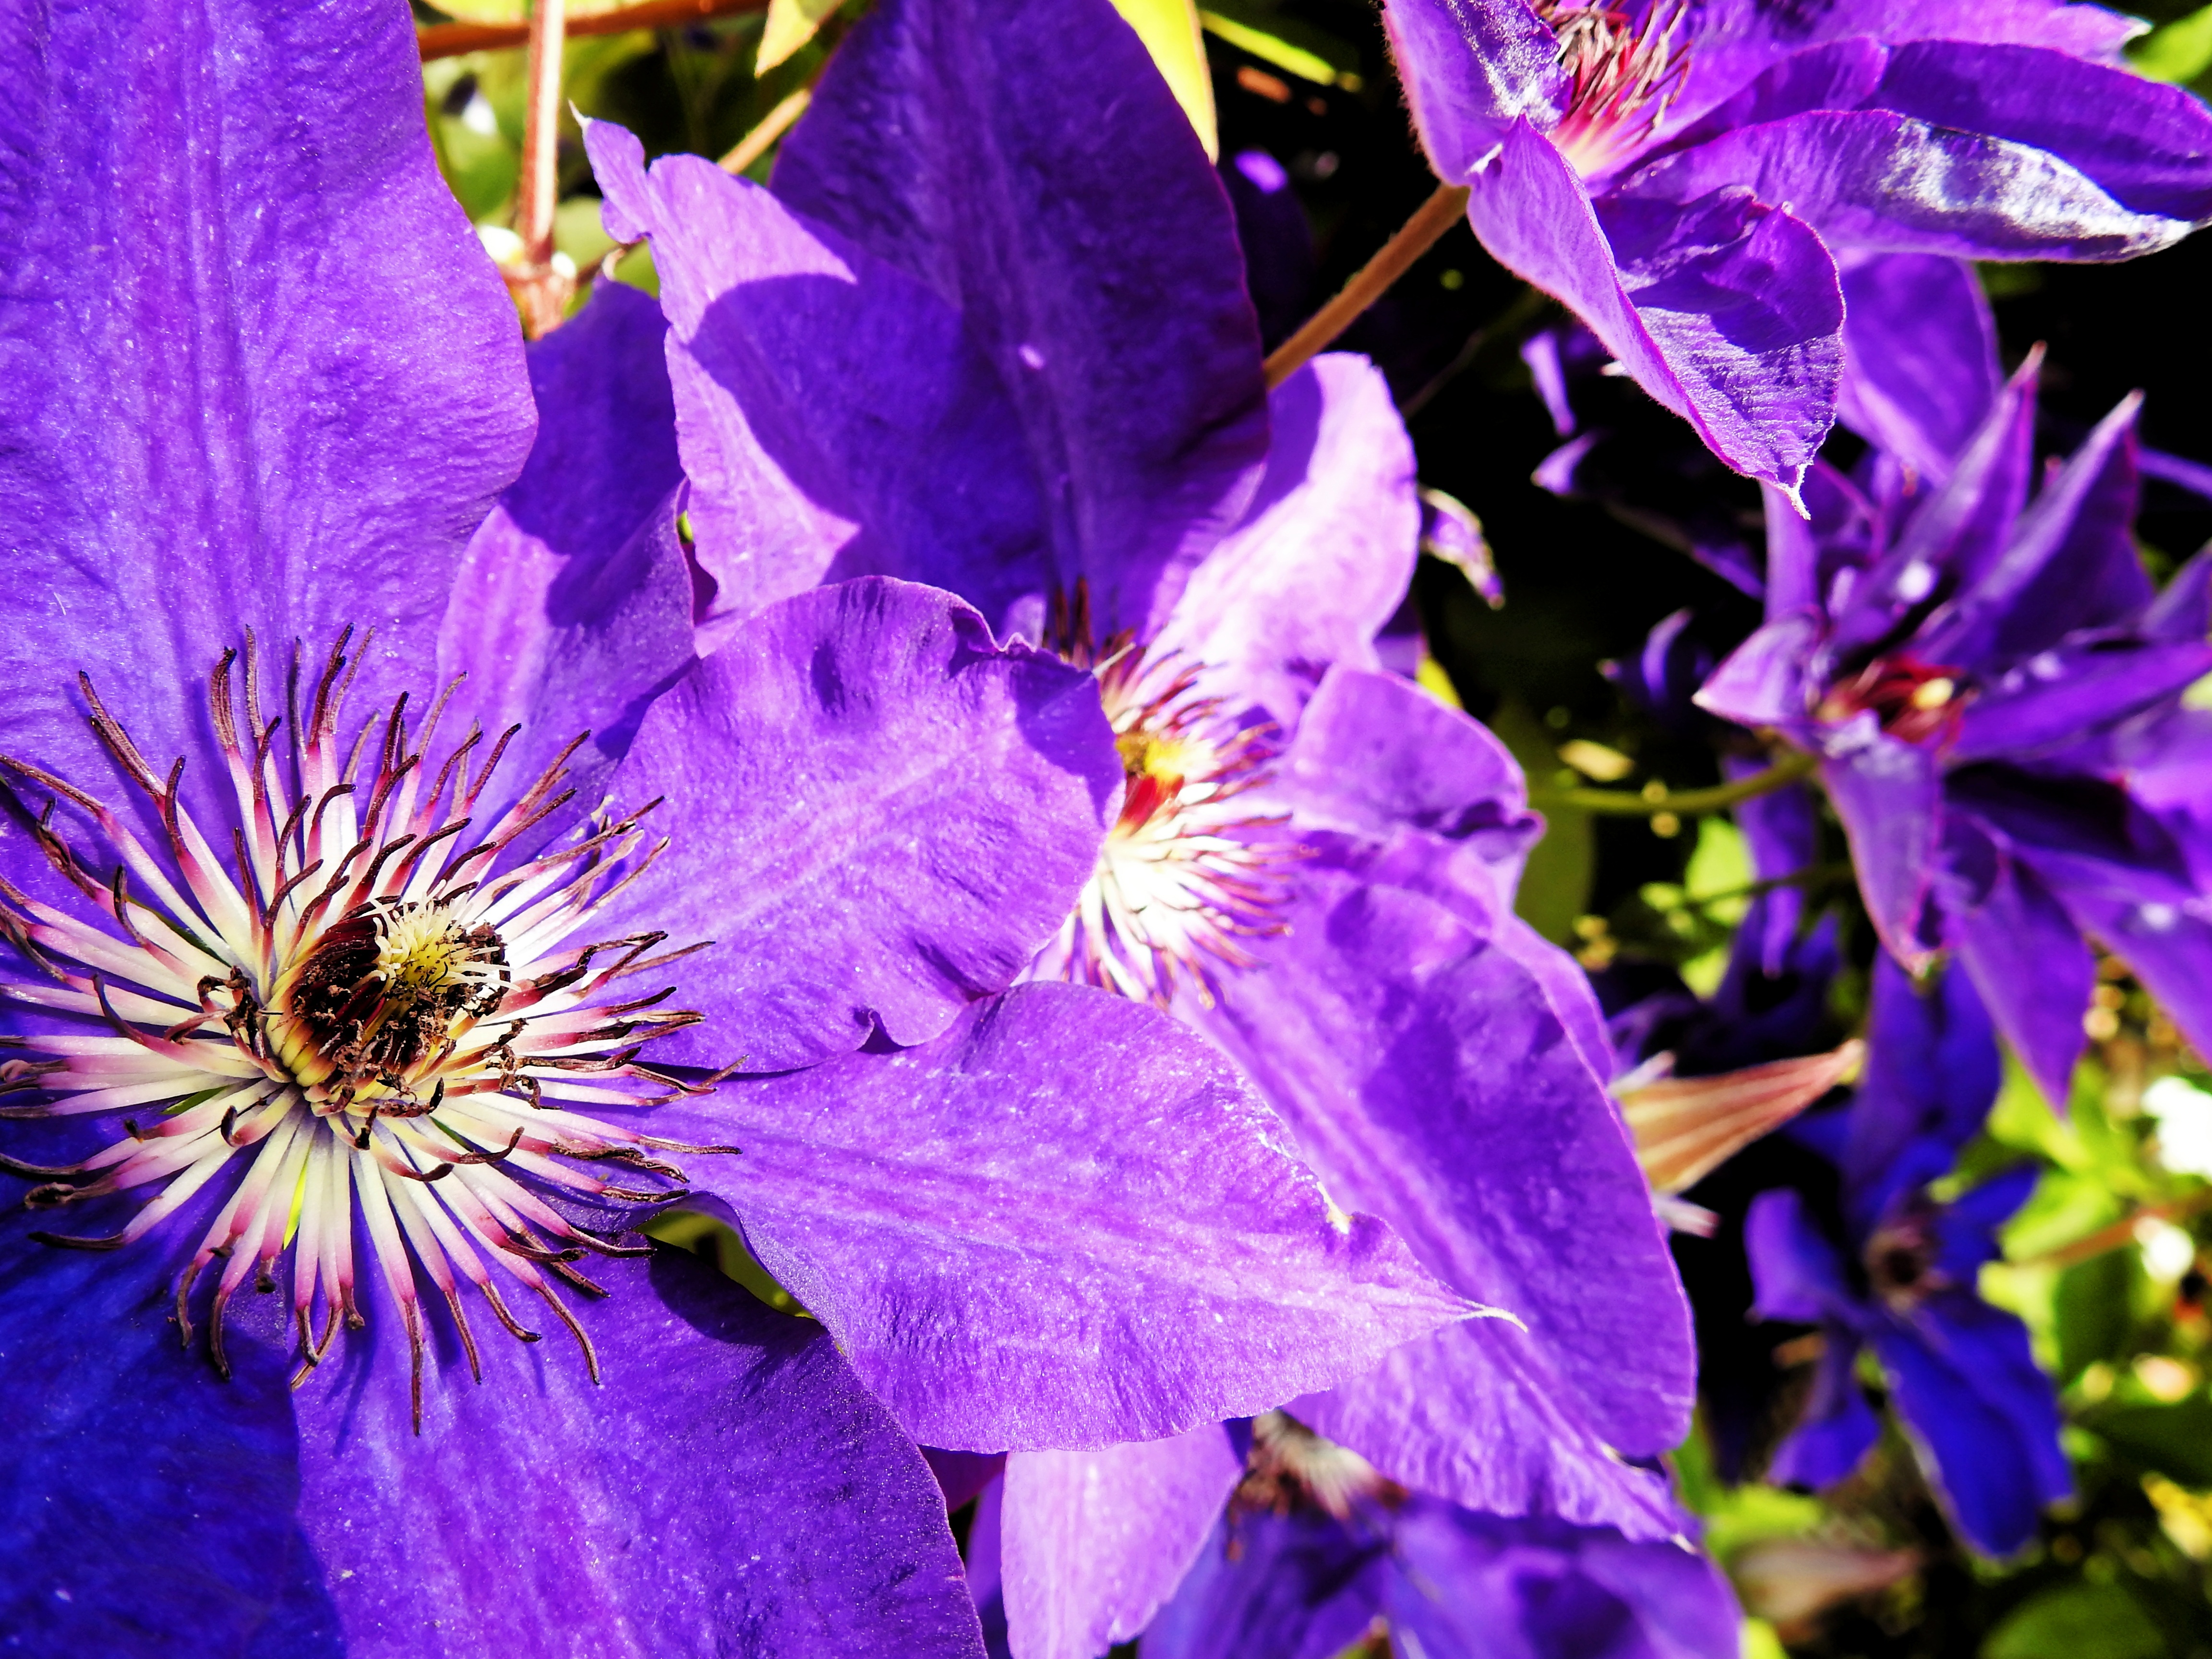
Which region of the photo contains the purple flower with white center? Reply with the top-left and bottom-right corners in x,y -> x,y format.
0,3 -> 1474,1649
1381,0 -> 2212,493
1745,954 -> 2068,1558
590,0 -> 1695,1579
1108,1413 -> 1741,1659
1697,315 -> 2212,1112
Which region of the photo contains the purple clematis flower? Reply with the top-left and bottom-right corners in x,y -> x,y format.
0,3 -> 1472,1650
1697,316 -> 2212,1111
589,0 -> 1696,1578
1116,1414 -> 1741,1659
1381,0 -> 2212,493
1745,954 -> 2068,1558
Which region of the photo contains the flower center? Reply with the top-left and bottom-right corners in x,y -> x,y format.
1537,0 -> 1691,176
1865,1209 -> 1946,1312
1028,596 -> 1290,1008
1815,655 -> 1969,745
0,632 -> 734,1429
1232,1410 -> 1405,1522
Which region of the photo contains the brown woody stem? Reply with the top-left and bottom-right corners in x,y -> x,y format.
419,0 -> 767,61
1262,180 -> 1472,390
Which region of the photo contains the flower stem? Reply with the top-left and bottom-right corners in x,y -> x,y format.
510,0 -> 574,339
419,0 -> 766,61
1536,748 -> 1820,817
720,87 -> 814,175
1262,180 -> 1472,390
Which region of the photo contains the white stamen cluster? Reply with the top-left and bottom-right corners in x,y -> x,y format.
0,633 -> 732,1429
1537,0 -> 1691,176
1029,633 -> 1290,1009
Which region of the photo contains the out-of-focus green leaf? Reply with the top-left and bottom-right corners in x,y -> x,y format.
1981,1580 -> 2166,1659
1988,1060 -> 2095,1170
2083,1390 -> 2212,1486
2130,3 -> 2212,83
2056,1247 -> 2139,1381
608,240 -> 660,295
554,195 -> 620,270
757,0 -> 848,72
1113,0 -> 1218,160
2006,1169 -> 2126,1260
1198,0 -> 1359,86
1491,699 -> 1592,946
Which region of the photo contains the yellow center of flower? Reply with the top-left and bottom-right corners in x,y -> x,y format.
1026,590 -> 1292,1008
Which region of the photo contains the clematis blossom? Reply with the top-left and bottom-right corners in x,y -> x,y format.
1745,955 -> 2068,1558
0,2 -> 1474,1651
1697,320 -> 2212,1111
1381,0 -> 2212,493
590,7 -> 1696,1656
1123,1413 -> 1742,1659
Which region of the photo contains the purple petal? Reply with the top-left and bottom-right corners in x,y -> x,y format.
438,281 -> 695,829
1659,36 -> 1892,157
1868,42 -> 2212,226
1151,357 -> 1421,728
1293,1322 -> 1686,1538
289,1246 -> 986,1658
1697,612 -> 1821,730
1845,954 -> 2002,1214
1834,252 -> 2000,487
1223,150 -> 1319,351
1953,853 -> 2092,1112
583,121 -> 1053,640
0,1202 -> 305,1652
2026,872 -> 2212,1073
1270,665 -> 1540,891
1200,863 -> 1694,1458
1745,1188 -> 1853,1326
1463,121 -> 1840,490
1766,1328 -> 1883,1491
1829,353 -> 2040,659
772,0 -> 1269,637
0,0 -> 532,812
1920,392 -> 2152,669
1673,0 -> 2139,135
1382,0 -> 1570,179
1953,639 -> 2212,762
648,983 -> 1469,1451
1733,775 -> 1820,975
1820,739 -> 1942,968
999,1427 -> 1243,1658
1387,1506 -> 1745,1659
1871,1300 -> 2069,1556
597,578 -> 1120,1070
1143,1509 -> 1392,1659
925,1448 -> 1009,1514
1946,767 -> 2212,1058
1620,109 -> 2197,261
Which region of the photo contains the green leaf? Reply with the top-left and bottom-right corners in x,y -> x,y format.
2129,3 -> 2212,84
1197,4 -> 1354,86
757,0 -> 848,73
2055,1247 -> 2139,1382
1489,699 -> 1592,945
1982,1581 -> 2165,1659
2082,1391 -> 2212,1487
1113,0 -> 1218,160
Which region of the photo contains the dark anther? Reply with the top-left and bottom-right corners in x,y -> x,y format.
29,1229 -> 124,1251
